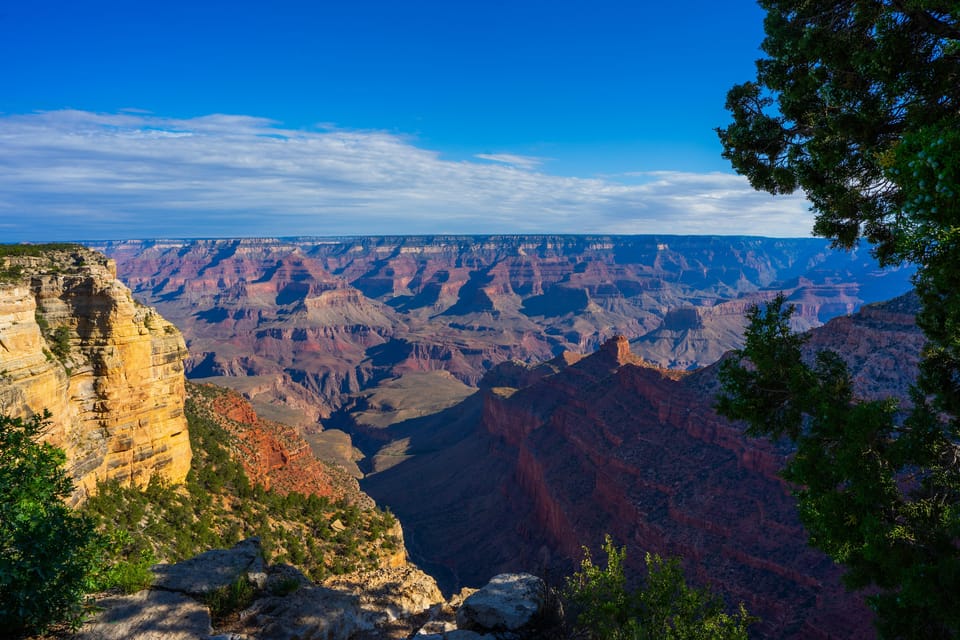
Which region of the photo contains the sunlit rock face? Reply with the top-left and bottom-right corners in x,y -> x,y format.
0,247 -> 191,501
92,235 -> 912,420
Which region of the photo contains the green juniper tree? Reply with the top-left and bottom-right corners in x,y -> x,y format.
0,411 -> 100,636
717,2 -> 960,638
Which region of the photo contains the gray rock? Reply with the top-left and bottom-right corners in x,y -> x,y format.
74,589 -> 212,640
416,620 -> 456,635
239,585 -> 378,640
152,538 -> 264,597
446,631 -> 495,640
455,573 -> 545,633
323,564 -> 445,620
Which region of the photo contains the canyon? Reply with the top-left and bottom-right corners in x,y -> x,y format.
92,235 -> 913,427
364,294 -> 922,639
1,239 -> 922,637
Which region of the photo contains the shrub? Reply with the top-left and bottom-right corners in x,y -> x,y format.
202,575 -> 257,623
0,412 -> 100,636
566,535 -> 753,640
51,325 -> 71,360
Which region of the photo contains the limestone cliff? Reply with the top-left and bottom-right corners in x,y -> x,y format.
0,245 -> 190,500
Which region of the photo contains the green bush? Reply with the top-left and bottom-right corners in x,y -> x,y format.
566,535 -> 753,640
203,575 -> 256,623
88,529 -> 156,594
51,325 -> 71,360
0,412 -> 100,636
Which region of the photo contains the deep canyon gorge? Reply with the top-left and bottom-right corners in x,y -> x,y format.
1,237 -> 921,638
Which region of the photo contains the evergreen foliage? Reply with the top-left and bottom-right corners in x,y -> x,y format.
565,535 -> 752,640
0,412 -> 100,636
718,3 -> 960,637
83,390 -> 400,585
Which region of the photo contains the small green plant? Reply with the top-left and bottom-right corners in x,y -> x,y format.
269,576 -> 302,597
202,575 -> 257,622
35,310 -> 50,332
565,535 -> 753,640
88,529 -> 156,594
51,325 -> 71,361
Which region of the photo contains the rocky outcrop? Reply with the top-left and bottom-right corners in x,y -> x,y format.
0,246 -> 190,500
188,382 -> 364,503
454,573 -> 544,634
78,539 -> 549,640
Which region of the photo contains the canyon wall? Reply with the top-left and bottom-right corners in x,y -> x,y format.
91,236 -> 914,421
0,246 -> 191,500
363,296 -> 925,639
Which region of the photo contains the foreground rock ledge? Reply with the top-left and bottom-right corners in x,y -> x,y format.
75,539 -> 553,640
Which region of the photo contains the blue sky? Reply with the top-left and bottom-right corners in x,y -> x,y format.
0,0 -> 813,241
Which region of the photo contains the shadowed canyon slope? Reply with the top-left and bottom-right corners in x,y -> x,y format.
363,295 -> 923,640
93,236 -> 913,423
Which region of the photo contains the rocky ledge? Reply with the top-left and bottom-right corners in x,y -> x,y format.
76,539 -> 555,640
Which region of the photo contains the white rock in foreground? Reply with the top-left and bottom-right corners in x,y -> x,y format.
455,573 -> 544,633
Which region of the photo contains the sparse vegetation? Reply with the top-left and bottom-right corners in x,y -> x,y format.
565,535 -> 753,640
0,264 -> 23,283
0,243 -> 84,258
51,325 -> 72,360
202,574 -> 257,624
83,386 -> 401,585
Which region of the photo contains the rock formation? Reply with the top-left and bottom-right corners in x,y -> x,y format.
362,315 -> 920,639
77,538 -> 552,640
187,381 -> 366,503
90,236 -> 913,423
0,246 -> 190,500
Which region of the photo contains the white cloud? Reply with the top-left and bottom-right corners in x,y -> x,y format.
0,110 -> 815,241
474,153 -> 545,169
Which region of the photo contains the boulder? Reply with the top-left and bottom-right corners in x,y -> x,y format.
323,564 -> 445,621
152,538 -> 267,596
238,585 -> 375,640
73,589 -> 212,640
455,573 -> 544,633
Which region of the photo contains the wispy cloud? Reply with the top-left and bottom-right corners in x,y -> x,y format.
474,153 -> 545,169
0,110 -> 814,241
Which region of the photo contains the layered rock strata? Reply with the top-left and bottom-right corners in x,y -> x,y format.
91,236 -> 913,421
364,335 -> 882,639
0,246 -> 190,500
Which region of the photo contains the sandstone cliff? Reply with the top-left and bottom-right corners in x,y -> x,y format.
0,245 -> 190,500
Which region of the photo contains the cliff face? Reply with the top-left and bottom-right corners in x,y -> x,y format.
364,332 -> 888,639
0,247 -> 191,500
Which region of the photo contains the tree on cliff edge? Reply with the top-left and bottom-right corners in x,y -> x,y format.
716,2 -> 960,638
0,412 -> 99,636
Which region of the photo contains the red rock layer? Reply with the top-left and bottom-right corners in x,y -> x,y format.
189,383 -> 361,501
